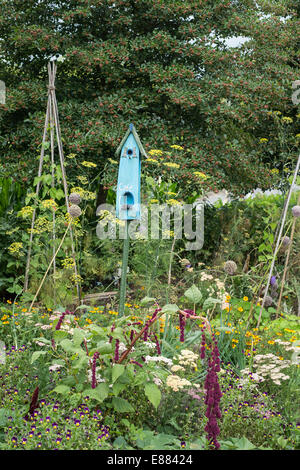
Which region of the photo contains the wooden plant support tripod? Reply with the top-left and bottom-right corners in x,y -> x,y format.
24,61 -> 80,303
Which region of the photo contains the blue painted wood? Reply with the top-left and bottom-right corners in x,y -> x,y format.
116,126 -> 141,220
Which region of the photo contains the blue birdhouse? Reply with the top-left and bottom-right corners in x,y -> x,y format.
115,124 -> 146,220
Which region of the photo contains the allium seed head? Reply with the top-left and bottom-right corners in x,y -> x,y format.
263,295 -> 273,308
292,205 -> 300,218
282,236 -> 291,247
224,260 -> 237,275
69,204 -> 82,218
69,193 -> 82,205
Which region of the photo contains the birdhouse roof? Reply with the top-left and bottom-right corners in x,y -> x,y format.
115,123 -> 147,158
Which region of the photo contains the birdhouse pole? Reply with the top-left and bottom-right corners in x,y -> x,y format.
115,124 -> 146,316
119,218 -> 130,317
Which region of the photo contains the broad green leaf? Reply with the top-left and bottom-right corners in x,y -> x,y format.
184,285 -> 202,304
112,364 -> 125,383
53,330 -> 68,342
30,351 -> 47,364
53,385 -> 70,395
0,408 -> 9,427
144,383 -> 161,409
215,326 -> 233,333
112,397 -> 134,413
75,304 -> 90,311
96,341 -> 113,354
113,382 -> 127,397
72,354 -> 88,370
73,328 -> 86,347
87,383 -> 109,402
235,437 -> 257,450
88,324 -> 106,336
202,297 -> 221,310
110,327 -> 125,340
140,296 -> 156,306
161,304 -> 179,315
60,339 -> 78,353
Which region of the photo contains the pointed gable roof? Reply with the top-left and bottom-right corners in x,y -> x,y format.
115,123 -> 147,158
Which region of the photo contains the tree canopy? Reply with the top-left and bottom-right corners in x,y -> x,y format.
0,0 -> 299,196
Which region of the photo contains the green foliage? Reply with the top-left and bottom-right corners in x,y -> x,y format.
0,0 -> 299,195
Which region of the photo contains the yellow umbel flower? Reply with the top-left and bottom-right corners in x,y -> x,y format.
162,162 -> 180,169
41,199 -> 57,210
8,242 -> 23,255
148,149 -> 164,156
282,117 -> 293,124
77,175 -> 89,185
166,199 -> 181,206
170,145 -> 184,150
194,171 -> 208,179
70,273 -> 83,284
81,161 -> 97,168
62,257 -> 76,269
70,187 -> 96,201
17,206 -> 34,218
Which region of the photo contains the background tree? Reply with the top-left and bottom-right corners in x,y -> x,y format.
0,0 -> 299,198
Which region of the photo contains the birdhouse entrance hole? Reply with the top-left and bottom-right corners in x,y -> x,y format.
121,192 -> 134,211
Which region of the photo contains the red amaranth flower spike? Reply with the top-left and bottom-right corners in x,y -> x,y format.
114,339 -> 120,362
91,352 -> 100,389
153,333 -> 161,355
109,323 -> 115,343
200,327 -> 206,359
183,308 -> 195,318
130,329 -> 135,341
24,386 -> 39,421
143,308 -> 161,341
179,312 -> 186,342
204,337 -> 222,450
55,309 -> 73,331
129,360 -> 143,368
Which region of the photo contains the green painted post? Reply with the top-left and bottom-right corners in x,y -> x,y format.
119,219 -> 130,317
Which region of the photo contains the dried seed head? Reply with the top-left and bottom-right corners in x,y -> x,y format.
224,260 -> 237,275
69,193 -> 81,205
292,205 -> 300,218
69,204 -> 82,218
180,258 -> 191,266
263,295 -> 273,308
282,236 -> 291,247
